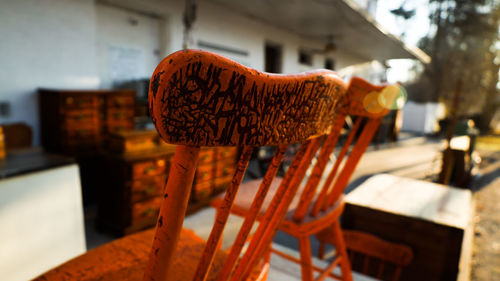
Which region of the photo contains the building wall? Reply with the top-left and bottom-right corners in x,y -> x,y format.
99,0 -> 366,73
401,101 -> 445,134
0,0 -> 99,144
0,0 -> 380,145
95,3 -> 163,88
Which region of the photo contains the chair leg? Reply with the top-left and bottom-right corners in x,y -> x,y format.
298,236 -> 314,281
331,221 -> 353,281
318,241 -> 325,260
215,207 -> 223,250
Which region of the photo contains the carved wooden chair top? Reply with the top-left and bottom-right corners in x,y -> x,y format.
34,49 -> 347,281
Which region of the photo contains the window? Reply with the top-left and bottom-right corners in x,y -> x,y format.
325,58 -> 335,70
298,50 -> 313,66
265,43 -> 282,73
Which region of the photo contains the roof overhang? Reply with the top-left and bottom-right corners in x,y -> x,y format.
207,0 -> 431,64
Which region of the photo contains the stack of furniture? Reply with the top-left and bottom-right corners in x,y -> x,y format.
97,132 -> 176,235
38,89 -> 135,156
98,130 -> 238,235
191,147 -> 237,203
39,89 -> 136,204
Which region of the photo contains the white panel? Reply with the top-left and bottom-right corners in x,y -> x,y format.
0,165 -> 86,281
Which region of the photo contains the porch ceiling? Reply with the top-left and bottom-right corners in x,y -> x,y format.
207,0 -> 430,64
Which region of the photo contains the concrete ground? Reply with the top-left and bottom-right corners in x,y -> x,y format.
470,148 -> 500,281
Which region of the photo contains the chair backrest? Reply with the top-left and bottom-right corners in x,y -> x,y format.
291,77 -> 395,221
343,230 -> 413,281
144,49 -> 347,281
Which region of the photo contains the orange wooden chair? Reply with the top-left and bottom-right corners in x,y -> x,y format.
33,49 -> 347,281
211,77 -> 395,281
316,230 -> 414,281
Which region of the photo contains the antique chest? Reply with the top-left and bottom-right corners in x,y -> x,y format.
107,130 -> 158,153
191,147 -> 238,203
97,142 -> 238,234
38,89 -> 135,156
97,146 -> 176,235
341,174 -> 473,281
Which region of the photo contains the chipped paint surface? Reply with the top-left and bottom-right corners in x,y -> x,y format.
149,50 -> 347,146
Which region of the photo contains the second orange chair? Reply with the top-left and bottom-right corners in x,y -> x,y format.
212,77 -> 394,281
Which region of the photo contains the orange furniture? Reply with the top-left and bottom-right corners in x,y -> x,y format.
34,49 -> 347,281
317,230 -> 413,281
212,77 -> 394,281
39,89 -> 135,156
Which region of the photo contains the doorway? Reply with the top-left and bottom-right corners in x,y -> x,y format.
265,43 -> 282,73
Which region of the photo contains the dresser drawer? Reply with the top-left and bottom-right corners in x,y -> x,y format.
63,127 -> 100,138
130,176 -> 165,203
216,147 -> 238,160
107,109 -> 134,121
62,136 -> 99,145
195,162 -> 235,183
131,158 -> 167,179
63,95 -> 99,109
195,164 -> 216,182
216,164 -> 235,178
107,95 -> 135,108
64,109 -> 98,121
63,118 -> 99,129
198,149 -> 215,164
108,137 -> 157,153
192,180 -> 214,202
131,197 -> 162,226
106,121 -> 134,134
213,176 -> 233,193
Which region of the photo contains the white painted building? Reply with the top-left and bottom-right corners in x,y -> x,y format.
0,0 -> 428,144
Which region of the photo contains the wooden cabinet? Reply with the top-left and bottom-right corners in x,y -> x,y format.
38,89 -> 135,156
97,147 -> 175,235
191,147 -> 237,203
97,145 -> 238,235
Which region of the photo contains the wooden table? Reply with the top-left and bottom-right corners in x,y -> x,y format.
341,174 -> 473,281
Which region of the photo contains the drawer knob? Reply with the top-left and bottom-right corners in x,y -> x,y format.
144,166 -> 157,174
144,185 -> 155,195
142,207 -> 155,217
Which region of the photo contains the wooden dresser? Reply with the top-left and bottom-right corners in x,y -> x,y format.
38,89 -> 135,156
97,132 -> 238,234
191,147 -> 238,203
97,146 -> 176,235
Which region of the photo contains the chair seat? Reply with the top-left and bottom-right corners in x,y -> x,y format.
212,177 -> 345,236
34,228 -> 231,281
212,177 -> 300,217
